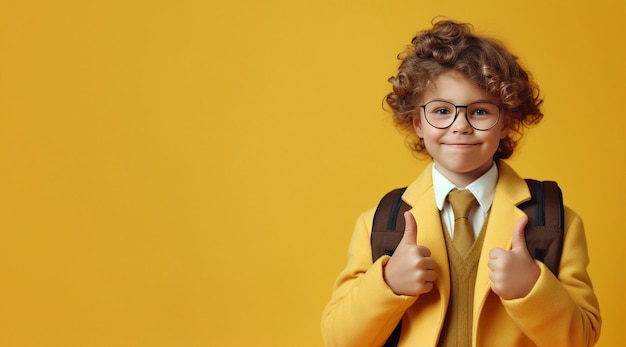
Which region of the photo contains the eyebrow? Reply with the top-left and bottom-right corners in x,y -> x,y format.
425,98 -> 499,105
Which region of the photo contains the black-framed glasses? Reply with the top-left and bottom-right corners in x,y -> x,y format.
419,100 -> 501,131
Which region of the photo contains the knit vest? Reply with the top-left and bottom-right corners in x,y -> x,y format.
437,215 -> 489,347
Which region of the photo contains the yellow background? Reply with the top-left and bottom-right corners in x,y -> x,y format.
0,1 -> 624,346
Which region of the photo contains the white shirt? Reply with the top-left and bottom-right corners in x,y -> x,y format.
432,162 -> 498,238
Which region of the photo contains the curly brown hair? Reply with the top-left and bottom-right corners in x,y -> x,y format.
385,19 -> 543,159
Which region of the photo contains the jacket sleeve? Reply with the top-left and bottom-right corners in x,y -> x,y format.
501,206 -> 601,347
321,209 -> 417,347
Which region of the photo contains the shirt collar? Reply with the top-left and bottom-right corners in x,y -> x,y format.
432,162 -> 499,212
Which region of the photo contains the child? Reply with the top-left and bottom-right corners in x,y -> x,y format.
321,19 -> 601,347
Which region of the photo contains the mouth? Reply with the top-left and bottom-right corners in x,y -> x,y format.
445,143 -> 478,147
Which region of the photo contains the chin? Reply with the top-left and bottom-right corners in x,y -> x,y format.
443,161 -> 491,176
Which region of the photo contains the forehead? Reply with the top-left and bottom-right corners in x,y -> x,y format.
421,70 -> 497,104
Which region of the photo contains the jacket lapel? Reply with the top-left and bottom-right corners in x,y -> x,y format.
473,161 -> 531,323
403,165 -> 451,338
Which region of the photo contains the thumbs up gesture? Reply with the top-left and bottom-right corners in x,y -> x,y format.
488,215 -> 540,300
383,212 -> 438,296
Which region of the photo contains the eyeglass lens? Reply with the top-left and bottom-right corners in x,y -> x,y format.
423,101 -> 500,130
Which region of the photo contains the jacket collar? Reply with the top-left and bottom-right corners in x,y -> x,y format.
402,161 -> 530,208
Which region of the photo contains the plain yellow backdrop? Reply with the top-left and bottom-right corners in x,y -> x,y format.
0,0 -> 624,346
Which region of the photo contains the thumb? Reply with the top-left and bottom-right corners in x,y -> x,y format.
399,211 -> 418,246
511,215 -> 529,251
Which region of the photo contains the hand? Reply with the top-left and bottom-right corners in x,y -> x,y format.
488,215 -> 540,300
383,211 -> 438,296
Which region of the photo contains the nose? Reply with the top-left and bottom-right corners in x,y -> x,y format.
450,106 -> 472,132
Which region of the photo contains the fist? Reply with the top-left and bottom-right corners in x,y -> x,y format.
383,212 -> 438,296
488,215 -> 540,300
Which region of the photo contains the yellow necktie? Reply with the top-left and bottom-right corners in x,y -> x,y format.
448,189 -> 477,255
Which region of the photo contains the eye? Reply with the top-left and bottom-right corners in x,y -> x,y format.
433,107 -> 452,115
468,103 -> 498,117
471,108 -> 489,116
425,102 -> 455,116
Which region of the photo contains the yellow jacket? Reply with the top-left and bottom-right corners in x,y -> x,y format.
321,161 -> 601,347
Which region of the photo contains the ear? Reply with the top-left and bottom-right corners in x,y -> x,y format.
499,126 -> 509,139
413,114 -> 424,138
499,112 -> 510,139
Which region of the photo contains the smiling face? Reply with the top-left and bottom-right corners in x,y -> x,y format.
413,70 -> 509,187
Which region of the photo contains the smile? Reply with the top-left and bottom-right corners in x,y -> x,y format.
446,143 -> 478,147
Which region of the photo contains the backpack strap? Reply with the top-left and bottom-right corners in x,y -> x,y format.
370,188 -> 411,347
371,187 -> 411,260
518,179 -> 564,276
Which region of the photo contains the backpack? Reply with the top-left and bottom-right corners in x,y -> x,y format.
370,179 -> 564,347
